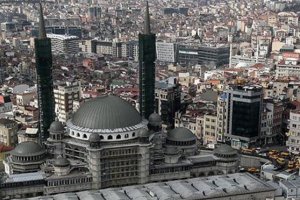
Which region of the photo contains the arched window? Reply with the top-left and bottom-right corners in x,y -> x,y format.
116,135 -> 121,139
71,131 -> 74,135
125,134 -> 129,138
108,135 -> 113,140
83,134 -> 87,139
76,133 -> 80,137
132,132 -> 136,137
100,135 -> 104,140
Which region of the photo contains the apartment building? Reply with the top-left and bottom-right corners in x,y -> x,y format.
47,34 -> 80,55
54,81 -> 81,123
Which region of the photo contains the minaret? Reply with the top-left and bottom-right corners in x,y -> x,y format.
38,3 -> 46,39
35,3 -> 55,143
138,1 -> 156,119
144,1 -> 151,34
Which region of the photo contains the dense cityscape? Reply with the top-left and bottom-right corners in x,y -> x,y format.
0,0 -> 300,199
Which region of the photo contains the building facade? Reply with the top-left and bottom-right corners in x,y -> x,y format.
0,119 -> 18,146
155,77 -> 181,130
223,85 -> 263,149
276,52 -> 300,78
202,113 -> 218,145
54,81 -> 81,123
47,34 -> 80,55
156,41 -> 176,63
0,95 -> 12,113
1,95 -> 240,199
286,110 -> 300,154
177,43 -> 230,67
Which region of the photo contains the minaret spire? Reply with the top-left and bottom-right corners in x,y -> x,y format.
144,1 -> 151,34
38,2 -> 47,39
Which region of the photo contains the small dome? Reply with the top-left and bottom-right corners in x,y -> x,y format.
214,144 -> 237,156
11,141 -> 45,156
165,146 -> 180,155
89,133 -> 101,142
139,128 -> 149,137
148,113 -> 162,127
167,127 -> 196,142
49,121 -> 64,133
54,156 -> 70,167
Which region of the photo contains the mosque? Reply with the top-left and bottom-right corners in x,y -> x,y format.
1,95 -> 240,199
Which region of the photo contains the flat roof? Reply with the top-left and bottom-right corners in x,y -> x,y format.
25,173 -> 275,200
4,171 -> 46,183
47,33 -> 78,40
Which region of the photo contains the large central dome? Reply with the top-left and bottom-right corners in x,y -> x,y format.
72,95 -> 142,130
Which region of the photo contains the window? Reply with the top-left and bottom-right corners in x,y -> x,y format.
76,133 -> 80,137
83,134 -> 87,139
125,134 -> 129,138
108,135 -> 113,140
132,132 -> 136,137
116,135 -> 121,139
100,135 -> 104,140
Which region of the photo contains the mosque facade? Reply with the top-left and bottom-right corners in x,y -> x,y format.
1,95 -> 240,199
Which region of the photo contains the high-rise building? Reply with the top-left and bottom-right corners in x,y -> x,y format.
34,3 -> 55,142
47,34 -> 80,55
177,43 -> 229,67
88,6 -> 101,21
156,41 -> 176,63
155,77 -> 181,130
223,85 -> 263,149
54,81 -> 81,123
139,1 -> 156,119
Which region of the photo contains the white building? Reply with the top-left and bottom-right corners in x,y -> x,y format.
286,110 -> 300,154
230,55 -> 273,68
202,113 -> 217,145
47,34 -> 80,55
276,52 -> 300,78
217,95 -> 227,142
156,42 -> 176,63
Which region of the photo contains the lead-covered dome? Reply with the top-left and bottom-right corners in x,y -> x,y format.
54,156 -> 70,167
11,141 -> 45,156
89,133 -> 101,142
49,121 -> 64,133
71,95 -> 142,130
148,112 -> 162,127
214,144 -> 237,156
167,127 -> 197,142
